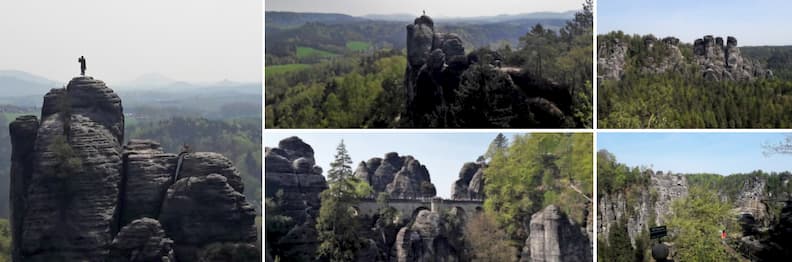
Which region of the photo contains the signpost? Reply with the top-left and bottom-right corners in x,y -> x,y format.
650,225 -> 667,239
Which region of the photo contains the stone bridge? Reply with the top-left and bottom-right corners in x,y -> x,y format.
354,197 -> 483,219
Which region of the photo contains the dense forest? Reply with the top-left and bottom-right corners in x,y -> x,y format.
598,32 -> 792,128
483,133 -> 593,244
266,1 -> 593,128
597,149 -> 792,261
126,117 -> 262,210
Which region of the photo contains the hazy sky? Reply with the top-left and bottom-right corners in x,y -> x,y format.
0,0 -> 261,84
265,132 -> 524,198
598,133 -> 792,175
598,0 -> 792,46
265,0 -> 583,17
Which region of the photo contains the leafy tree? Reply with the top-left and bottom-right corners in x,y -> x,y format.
667,188 -> 736,261
484,133 -> 592,241
464,212 -> 516,262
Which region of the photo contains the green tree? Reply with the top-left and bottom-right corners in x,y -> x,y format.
316,139 -> 368,261
667,188 -> 736,261
598,218 -> 635,262
0,218 -> 10,262
483,133 -> 509,160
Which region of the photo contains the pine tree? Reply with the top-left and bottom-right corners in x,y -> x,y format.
484,133 -> 509,160
316,139 -> 367,261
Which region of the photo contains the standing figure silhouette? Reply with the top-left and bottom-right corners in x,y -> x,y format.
78,56 -> 87,76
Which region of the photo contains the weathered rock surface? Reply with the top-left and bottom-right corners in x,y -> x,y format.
450,162 -> 485,200
160,174 -> 258,261
264,136 -> 327,261
525,205 -> 592,262
120,140 -> 177,226
393,210 -> 464,262
15,77 -> 124,261
354,152 -> 436,198
109,218 -> 175,262
599,34 -> 771,81
403,15 -> 575,128
9,76 -> 259,262
597,170 -> 688,246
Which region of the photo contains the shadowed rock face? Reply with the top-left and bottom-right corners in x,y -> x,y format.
264,136 -> 327,261
353,152 -> 436,198
9,76 -> 258,261
450,162 -> 485,200
403,15 -> 575,128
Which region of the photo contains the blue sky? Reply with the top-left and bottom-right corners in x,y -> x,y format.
265,132 -> 526,198
598,0 -> 792,45
598,133 -> 792,175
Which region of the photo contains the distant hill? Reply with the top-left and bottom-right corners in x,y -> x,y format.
265,11 -> 365,28
0,70 -> 60,98
0,70 -> 262,120
265,11 -> 576,65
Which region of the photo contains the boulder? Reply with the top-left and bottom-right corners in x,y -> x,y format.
109,218 -> 175,262
159,174 -> 257,261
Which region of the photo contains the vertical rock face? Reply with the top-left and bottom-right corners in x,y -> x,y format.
10,76 -> 259,262
651,171 -> 688,225
450,162 -> 485,200
264,136 -> 327,260
16,76 -> 124,261
120,140 -> 177,226
353,152 -> 437,198
597,170 -> 688,246
527,205 -> 592,262
732,176 -> 769,226
8,115 -> 38,260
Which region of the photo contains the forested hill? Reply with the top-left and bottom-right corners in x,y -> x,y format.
126,117 -> 262,209
597,32 -> 792,128
265,11 -> 574,65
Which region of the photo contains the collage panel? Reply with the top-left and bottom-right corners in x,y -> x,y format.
265,0 -> 594,128
597,132 -> 792,261
265,132 -> 593,261
0,1 -> 263,261
597,0 -> 792,128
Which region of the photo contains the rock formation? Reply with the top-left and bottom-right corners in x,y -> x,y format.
598,170 -> 688,246
598,34 -> 771,81
9,76 -> 258,261
392,210 -> 465,262
353,152 -> 436,198
403,15 -> 576,128
693,35 -> 770,81
522,205 -> 592,262
450,162 -> 485,200
264,136 -> 327,260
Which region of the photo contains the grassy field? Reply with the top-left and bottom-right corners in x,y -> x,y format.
346,41 -> 370,51
296,46 -> 337,58
2,112 -> 38,121
265,64 -> 311,78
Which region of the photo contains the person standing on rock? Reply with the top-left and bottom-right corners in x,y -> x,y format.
78,56 -> 87,76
